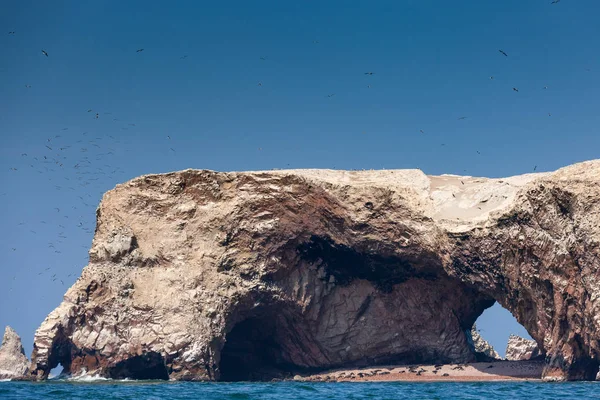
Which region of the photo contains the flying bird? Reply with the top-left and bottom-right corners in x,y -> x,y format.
95,113 -> 99,119
458,116 -> 468,120
490,76 -> 494,80
551,0 -> 560,3
420,130 -> 425,134
257,82 -> 262,86
534,165 -> 537,171
41,50 -> 49,57
167,135 -> 171,140
180,55 -> 187,59
260,57 -> 267,61
25,85 -> 31,88
8,31 -> 15,35
327,94 -> 335,98
513,87 -> 519,92
364,72 -> 375,75
499,50 -> 508,57
136,48 -> 144,52
87,109 -> 93,112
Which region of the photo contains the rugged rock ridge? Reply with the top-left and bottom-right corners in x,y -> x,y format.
505,335 -> 541,361
0,326 -> 29,380
470,324 -> 501,360
28,160 -> 600,381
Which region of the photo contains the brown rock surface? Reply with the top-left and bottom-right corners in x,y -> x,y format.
505,334 -> 541,361
28,160 -> 600,381
0,326 -> 29,380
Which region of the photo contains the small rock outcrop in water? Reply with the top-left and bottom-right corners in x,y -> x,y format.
470,324 -> 501,360
0,326 -> 29,380
505,335 -> 541,361
27,160 -> 600,381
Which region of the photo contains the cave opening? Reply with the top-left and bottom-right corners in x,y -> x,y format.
219,316 -> 290,381
474,302 -> 537,360
218,309 -> 314,382
107,352 -> 169,380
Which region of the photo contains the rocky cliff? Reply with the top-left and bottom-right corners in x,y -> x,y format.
0,326 -> 29,380
28,160 -> 600,381
505,335 -> 541,361
470,324 -> 501,360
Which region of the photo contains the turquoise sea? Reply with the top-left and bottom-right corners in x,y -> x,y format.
1,381 -> 598,400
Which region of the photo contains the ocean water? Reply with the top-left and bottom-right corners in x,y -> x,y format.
0,381 -> 598,400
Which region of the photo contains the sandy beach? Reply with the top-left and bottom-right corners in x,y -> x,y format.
298,361 -> 544,382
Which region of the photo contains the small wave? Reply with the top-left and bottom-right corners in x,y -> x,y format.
295,384 -> 318,392
0,379 -> 11,382
67,374 -> 111,382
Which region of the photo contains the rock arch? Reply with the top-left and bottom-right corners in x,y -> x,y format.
27,162 -> 600,381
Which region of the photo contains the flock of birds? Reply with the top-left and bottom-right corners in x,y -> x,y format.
0,0 -> 582,300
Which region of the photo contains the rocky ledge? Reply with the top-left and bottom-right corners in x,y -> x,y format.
505,335 -> 542,361
28,160 -> 600,381
0,326 -> 30,380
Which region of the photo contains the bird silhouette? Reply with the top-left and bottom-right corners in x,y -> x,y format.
551,0 -> 560,3
534,166 -> 537,171
458,116 -> 468,120
41,50 -> 49,57
180,55 -> 188,59
25,84 -> 31,88
513,87 -> 519,92
364,72 -> 375,75
499,50 -> 508,57
327,94 -> 335,98
136,48 -> 144,52
8,31 -> 15,35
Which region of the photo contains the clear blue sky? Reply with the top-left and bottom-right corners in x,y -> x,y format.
1,0 -> 598,359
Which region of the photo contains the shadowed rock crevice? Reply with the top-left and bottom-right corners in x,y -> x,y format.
108,352 -> 169,380
296,235 -> 439,293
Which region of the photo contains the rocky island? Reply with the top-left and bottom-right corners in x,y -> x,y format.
0,327 -> 30,380
23,160 -> 600,381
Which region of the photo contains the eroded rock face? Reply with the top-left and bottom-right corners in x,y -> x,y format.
0,326 -> 29,380
505,334 -> 541,361
29,160 -> 600,381
469,324 -> 501,360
